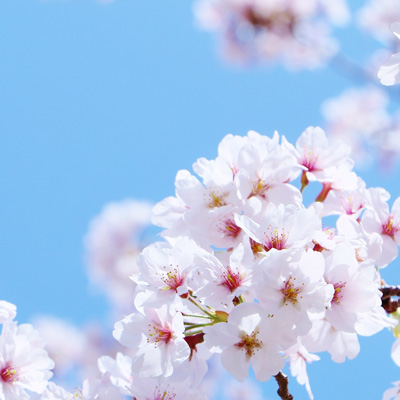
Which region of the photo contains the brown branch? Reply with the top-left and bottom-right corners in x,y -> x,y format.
380,286 -> 400,314
274,372 -> 293,400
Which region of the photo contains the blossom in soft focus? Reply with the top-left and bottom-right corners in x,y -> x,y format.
193,0 -> 349,69
34,316 -> 86,376
322,86 -> 391,165
85,200 -> 153,311
358,0 -> 400,43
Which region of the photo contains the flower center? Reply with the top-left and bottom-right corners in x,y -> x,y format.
263,226 -> 288,251
221,219 -> 242,239
249,179 -> 270,199
382,216 -> 400,238
332,281 -> 346,304
154,386 -> 176,400
148,324 -> 173,346
0,365 -> 17,383
280,276 -> 302,305
207,190 -> 228,208
219,266 -> 242,293
161,266 -> 185,291
300,148 -> 318,171
234,330 -> 262,360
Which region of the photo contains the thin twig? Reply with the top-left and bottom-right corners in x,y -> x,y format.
274,372 -> 293,400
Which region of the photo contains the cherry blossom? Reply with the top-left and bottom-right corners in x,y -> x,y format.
256,249 -> 333,335
323,244 -> 381,333
113,305 -> 190,378
85,200 -> 153,310
285,340 -> 320,400
321,86 -> 391,165
0,322 -> 54,400
204,302 -> 295,382
19,128 -> 400,400
358,0 -> 400,43
362,190 -> 400,267
235,202 -> 321,255
194,0 -> 348,69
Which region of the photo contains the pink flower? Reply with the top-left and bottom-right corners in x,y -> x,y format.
0,322 -> 54,400
362,189 -> 400,267
113,305 -> 190,378
256,249 -> 333,335
324,244 -> 381,332
204,302 -> 295,382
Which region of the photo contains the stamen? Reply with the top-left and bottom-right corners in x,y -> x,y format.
219,266 -> 242,293
148,324 -> 173,346
234,330 -> 262,360
280,276 -> 302,306
332,281 -> 346,304
0,365 -> 18,383
383,216 -> 400,238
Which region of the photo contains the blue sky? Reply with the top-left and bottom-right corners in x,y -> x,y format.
1,1 -> 400,398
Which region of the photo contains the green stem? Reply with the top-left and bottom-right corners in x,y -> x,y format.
188,296 -> 216,319
184,323 -> 212,331
185,329 -> 204,336
182,314 -> 211,320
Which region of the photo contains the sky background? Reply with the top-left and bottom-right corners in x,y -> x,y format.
1,1 -> 400,399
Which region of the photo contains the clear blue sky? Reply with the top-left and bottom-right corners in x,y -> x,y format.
0,1 -> 399,398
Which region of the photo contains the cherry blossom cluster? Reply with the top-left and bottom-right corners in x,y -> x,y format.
108,127 -> 399,399
3,129 -> 400,399
193,0 -> 349,69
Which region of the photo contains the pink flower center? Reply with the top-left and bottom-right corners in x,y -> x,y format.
300,148 -> 319,171
231,165 -> 239,179
249,179 -> 271,199
263,226 -> 288,251
161,267 -> 185,291
280,276 -> 302,305
221,219 -> 242,239
219,266 -> 242,293
332,281 -> 346,304
234,330 -> 262,360
382,216 -> 400,238
154,387 -> 176,400
341,195 -> 363,215
207,190 -> 228,208
148,324 -> 173,346
0,365 -> 17,383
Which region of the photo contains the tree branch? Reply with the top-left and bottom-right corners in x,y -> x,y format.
380,286 -> 400,313
274,372 -> 293,400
